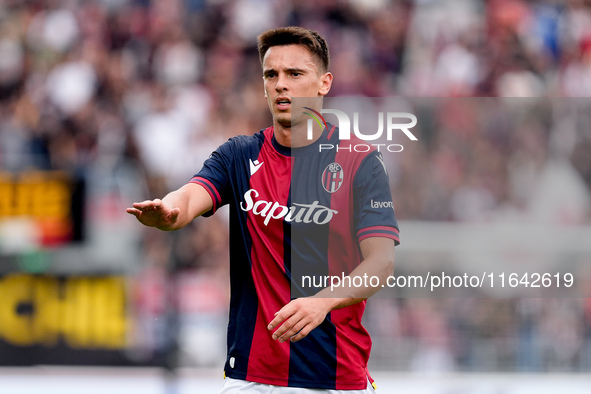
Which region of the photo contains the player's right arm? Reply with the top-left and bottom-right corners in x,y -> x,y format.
126,183 -> 213,231
128,135 -> 243,230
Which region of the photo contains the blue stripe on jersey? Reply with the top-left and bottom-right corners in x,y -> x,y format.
225,210 -> 257,379
288,318 -> 337,389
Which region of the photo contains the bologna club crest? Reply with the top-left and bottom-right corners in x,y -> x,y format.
322,162 -> 344,193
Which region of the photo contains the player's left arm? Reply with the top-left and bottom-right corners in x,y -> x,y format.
268,236 -> 395,343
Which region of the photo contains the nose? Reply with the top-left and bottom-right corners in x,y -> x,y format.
275,72 -> 288,92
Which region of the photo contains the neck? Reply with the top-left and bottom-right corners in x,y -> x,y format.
273,121 -> 323,148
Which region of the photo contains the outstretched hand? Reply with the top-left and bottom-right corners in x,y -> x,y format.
126,198 -> 181,230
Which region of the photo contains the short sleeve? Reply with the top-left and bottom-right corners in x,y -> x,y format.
353,151 -> 400,245
189,139 -> 235,217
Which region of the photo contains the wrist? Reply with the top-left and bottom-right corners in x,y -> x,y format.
312,293 -> 347,312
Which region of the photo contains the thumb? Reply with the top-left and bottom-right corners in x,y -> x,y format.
169,207 -> 181,221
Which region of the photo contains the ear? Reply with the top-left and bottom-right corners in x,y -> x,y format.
263,76 -> 267,98
318,72 -> 333,96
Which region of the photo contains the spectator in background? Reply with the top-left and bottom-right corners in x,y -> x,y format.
1,0 -> 591,375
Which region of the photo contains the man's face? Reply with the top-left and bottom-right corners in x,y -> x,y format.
262,44 -> 332,129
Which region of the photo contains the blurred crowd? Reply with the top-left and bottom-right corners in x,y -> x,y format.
1,0 -> 591,372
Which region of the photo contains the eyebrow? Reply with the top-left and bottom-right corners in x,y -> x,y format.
263,67 -> 307,76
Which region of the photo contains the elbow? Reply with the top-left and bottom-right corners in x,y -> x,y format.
386,246 -> 395,277
380,250 -> 395,278
385,257 -> 394,278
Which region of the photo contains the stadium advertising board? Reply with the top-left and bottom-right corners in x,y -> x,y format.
0,170 -> 85,248
0,274 -> 132,365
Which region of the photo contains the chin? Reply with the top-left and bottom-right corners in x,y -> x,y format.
275,115 -> 292,128
278,120 -> 292,128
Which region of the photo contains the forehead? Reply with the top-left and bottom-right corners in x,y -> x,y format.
262,44 -> 319,72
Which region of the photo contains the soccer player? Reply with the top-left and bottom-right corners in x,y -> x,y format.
127,26 -> 399,393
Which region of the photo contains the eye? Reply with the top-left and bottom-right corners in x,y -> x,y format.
265,72 -> 276,79
292,72 -> 302,77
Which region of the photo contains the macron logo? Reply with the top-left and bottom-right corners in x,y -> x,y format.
249,159 -> 263,176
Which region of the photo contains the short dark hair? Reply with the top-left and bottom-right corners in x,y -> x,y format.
257,26 -> 330,73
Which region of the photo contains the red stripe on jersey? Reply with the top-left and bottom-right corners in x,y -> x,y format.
358,232 -> 400,243
358,225 -> 400,244
190,176 -> 221,212
245,127 -> 292,386
357,225 -> 400,237
326,124 -> 336,140
328,144 -> 374,390
331,306 -> 371,390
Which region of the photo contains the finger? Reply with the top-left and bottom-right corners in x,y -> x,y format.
272,309 -> 306,341
126,208 -> 141,217
268,305 -> 295,331
132,201 -> 152,210
289,324 -> 314,343
272,314 -> 301,341
280,319 -> 308,343
132,199 -> 161,210
169,207 -> 180,221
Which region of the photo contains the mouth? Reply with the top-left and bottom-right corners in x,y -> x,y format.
275,97 -> 291,111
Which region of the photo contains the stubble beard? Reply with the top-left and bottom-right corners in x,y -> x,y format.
276,113 -> 291,129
